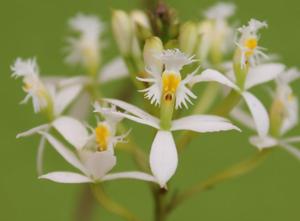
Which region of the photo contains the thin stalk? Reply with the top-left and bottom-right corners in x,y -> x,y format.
166,149 -> 272,212
91,184 -> 141,221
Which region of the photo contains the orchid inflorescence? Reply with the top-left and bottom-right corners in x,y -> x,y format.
12,2 -> 300,220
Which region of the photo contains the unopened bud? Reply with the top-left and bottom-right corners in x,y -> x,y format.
112,10 -> 133,55
143,37 -> 164,73
179,22 -> 199,55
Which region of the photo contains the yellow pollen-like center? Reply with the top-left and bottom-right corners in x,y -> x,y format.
95,124 -> 110,152
162,73 -> 181,95
244,38 -> 258,57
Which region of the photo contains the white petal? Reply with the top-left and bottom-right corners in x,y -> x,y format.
242,92 -> 269,137
283,136 -> 300,144
171,115 -> 240,132
191,69 -> 240,90
101,171 -> 158,183
280,142 -> 300,160
78,150 -> 116,180
245,63 -> 285,89
52,116 -> 89,149
99,57 -> 129,83
39,171 -> 92,183
16,124 -> 50,138
37,135 -> 46,176
230,106 -> 256,131
58,76 -> 89,88
103,98 -> 160,128
249,135 -> 278,150
150,131 -> 178,187
40,132 -> 88,174
54,84 -> 83,116
68,91 -> 91,120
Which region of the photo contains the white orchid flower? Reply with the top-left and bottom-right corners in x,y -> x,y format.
13,58 -> 83,175
38,118 -> 157,184
11,58 -> 82,116
231,69 -> 300,159
138,49 -> 199,109
191,62 -> 285,138
65,13 -> 104,71
236,19 -> 268,68
97,98 -> 240,187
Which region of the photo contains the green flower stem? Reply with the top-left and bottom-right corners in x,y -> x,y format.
90,184 -> 141,221
177,90 -> 241,152
153,188 -> 168,221
166,149 -> 272,213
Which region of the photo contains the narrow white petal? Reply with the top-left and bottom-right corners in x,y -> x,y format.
102,171 -> 158,183
16,124 -> 50,138
171,115 -> 240,132
249,135 -> 278,150
39,171 -> 92,183
52,116 -> 89,149
78,150 -> 116,180
59,76 -> 89,88
99,57 -> 129,83
191,69 -> 240,91
36,135 -> 46,176
245,63 -> 285,89
280,142 -> 300,160
150,131 -> 178,187
68,91 -> 91,120
40,132 -> 88,174
230,106 -> 256,130
104,98 -> 159,124
283,136 -> 300,144
54,84 -> 83,116
242,92 -> 269,137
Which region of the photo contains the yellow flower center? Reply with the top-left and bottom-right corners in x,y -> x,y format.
162,72 -> 181,95
95,123 -> 110,152
244,38 -> 258,57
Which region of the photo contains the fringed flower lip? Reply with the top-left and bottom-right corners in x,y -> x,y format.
137,49 -> 200,109
191,63 -> 285,138
97,98 -> 240,188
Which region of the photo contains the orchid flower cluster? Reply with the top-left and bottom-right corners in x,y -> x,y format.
12,2 -> 300,220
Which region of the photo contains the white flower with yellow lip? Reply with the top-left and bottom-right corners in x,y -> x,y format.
98,98 -> 240,187
231,68 -> 300,159
66,13 -> 104,71
138,49 -> 198,109
236,19 -> 268,68
37,117 -> 157,184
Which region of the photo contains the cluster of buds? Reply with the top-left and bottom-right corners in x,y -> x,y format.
12,1 -> 300,219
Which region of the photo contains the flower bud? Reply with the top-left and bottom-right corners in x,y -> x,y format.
130,10 -> 152,41
143,37 -> 164,73
179,22 -> 199,55
112,10 -> 133,55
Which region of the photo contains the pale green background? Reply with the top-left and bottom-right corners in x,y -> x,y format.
1,0 -> 300,220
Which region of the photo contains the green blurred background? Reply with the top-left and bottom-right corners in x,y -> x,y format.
1,0 -> 300,220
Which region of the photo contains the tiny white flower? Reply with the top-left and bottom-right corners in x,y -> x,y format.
38,117 -> 157,184
66,13 -> 104,70
191,63 -> 285,138
138,49 -> 198,109
236,19 -> 268,68
204,2 -> 236,20
231,69 -> 300,160
100,98 -> 240,187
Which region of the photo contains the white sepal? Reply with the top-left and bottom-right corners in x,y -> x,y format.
230,106 -> 256,131
99,57 -> 128,83
40,132 -> 88,174
245,63 -> 285,89
16,124 -> 50,138
171,115 -> 240,132
52,116 -> 89,150
102,171 -> 158,183
191,69 -> 240,90
150,131 -> 178,188
282,136 -> 300,144
242,92 -> 269,137
280,142 -> 300,160
37,135 -> 46,176
39,171 -> 92,183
